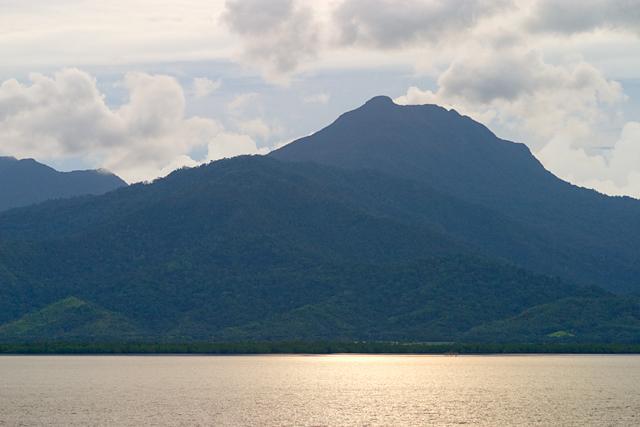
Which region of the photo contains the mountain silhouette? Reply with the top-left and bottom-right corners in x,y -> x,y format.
0,97 -> 639,343
0,156 -> 126,212
272,96 -> 640,293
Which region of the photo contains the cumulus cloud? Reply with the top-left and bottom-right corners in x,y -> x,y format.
537,122 -> 640,197
397,49 -> 623,146
3,0 -> 640,197
223,91 -> 284,143
394,47 -> 640,195
217,0 -> 640,82
192,77 -> 222,98
233,118 -> 278,141
221,0 -> 321,81
0,69 -> 262,182
206,131 -> 268,161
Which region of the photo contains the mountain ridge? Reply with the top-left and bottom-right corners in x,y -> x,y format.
271,97 -> 640,293
0,156 -> 127,212
1,96 -> 639,343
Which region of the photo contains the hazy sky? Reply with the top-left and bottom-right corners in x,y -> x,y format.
1,0 -> 640,196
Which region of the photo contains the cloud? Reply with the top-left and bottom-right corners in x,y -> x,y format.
218,0 -> 640,82
527,0 -> 640,35
303,93 -> 330,104
206,131 -> 266,161
158,154 -> 201,178
2,0 -> 640,198
0,69 -> 262,182
233,118 -> 275,141
395,47 -> 640,196
537,122 -> 640,197
396,48 -> 624,149
223,91 -> 285,145
332,0 -> 511,48
192,77 -> 222,98
0,1 -> 231,68
221,0 -> 321,81
227,92 -> 260,112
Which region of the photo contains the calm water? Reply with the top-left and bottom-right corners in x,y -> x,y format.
1,355 -> 639,426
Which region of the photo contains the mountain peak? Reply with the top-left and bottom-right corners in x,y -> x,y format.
0,156 -> 127,211
363,95 -> 395,107
271,95 -> 560,216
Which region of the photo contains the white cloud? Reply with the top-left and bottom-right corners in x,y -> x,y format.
224,92 -> 284,144
233,118 -> 274,141
303,93 -> 330,104
0,0 -> 232,68
206,131 -> 265,161
158,154 -> 201,178
192,77 -> 222,98
0,69 -> 263,182
2,0 -> 640,197
537,122 -> 640,197
227,92 -> 260,112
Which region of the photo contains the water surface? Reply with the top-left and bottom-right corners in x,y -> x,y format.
1,355 -> 638,426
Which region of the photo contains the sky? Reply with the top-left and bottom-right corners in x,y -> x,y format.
1,0 -> 640,197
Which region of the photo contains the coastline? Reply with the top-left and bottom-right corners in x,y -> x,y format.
2,342 -> 640,355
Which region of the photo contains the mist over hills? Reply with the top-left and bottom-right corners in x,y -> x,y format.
0,156 -> 127,212
1,97 -> 639,343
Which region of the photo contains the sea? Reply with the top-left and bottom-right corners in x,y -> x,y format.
1,354 -> 639,426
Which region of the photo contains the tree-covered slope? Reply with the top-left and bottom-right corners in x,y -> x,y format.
0,297 -> 143,342
272,97 -> 640,293
465,297 -> 640,343
0,156 -> 126,212
0,256 -> 605,342
212,257 -> 606,342
1,97 -> 639,343
0,157 -> 462,333
0,155 -> 612,342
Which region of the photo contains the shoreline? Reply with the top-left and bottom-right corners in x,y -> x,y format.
2,342 -> 640,355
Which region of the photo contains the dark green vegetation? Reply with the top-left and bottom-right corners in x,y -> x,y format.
0,297 -> 141,342
273,96 -> 640,294
465,296 -> 640,343
1,97 -> 639,345
0,156 -> 126,212
2,341 -> 640,355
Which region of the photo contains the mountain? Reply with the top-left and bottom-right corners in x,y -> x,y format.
272,96 -> 640,293
0,156 -> 127,211
0,97 -> 638,343
0,297 -> 142,342
0,156 -> 624,343
0,157 -> 557,340
465,296 -> 640,343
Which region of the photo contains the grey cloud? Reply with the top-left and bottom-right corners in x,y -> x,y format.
427,48 -> 622,107
397,47 -> 624,151
333,0 -> 511,48
223,0 -> 294,36
437,51 -> 551,103
528,0 -> 640,35
222,0 -> 320,78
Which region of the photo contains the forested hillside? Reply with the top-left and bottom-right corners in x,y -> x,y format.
1,98 -> 639,343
